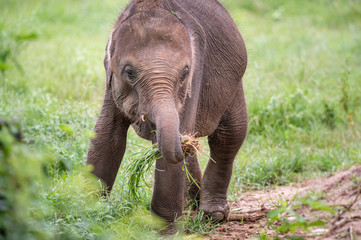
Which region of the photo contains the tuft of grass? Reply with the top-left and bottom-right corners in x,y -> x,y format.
126,135 -> 202,201
126,144 -> 160,202
181,209 -> 221,235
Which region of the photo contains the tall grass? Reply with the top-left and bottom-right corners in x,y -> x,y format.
1,0 -> 361,238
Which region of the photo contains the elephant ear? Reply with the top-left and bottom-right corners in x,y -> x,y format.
104,37 -> 113,93
183,21 -> 206,101
162,1 -> 207,132
104,3 -> 137,96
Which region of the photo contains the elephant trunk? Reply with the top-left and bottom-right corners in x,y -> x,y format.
151,101 -> 184,164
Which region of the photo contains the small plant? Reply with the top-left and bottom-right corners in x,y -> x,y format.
340,60 -> 351,115
0,122 -> 52,239
322,103 -> 336,129
339,59 -> 356,126
0,23 -> 38,76
255,194 -> 335,240
267,191 -> 298,209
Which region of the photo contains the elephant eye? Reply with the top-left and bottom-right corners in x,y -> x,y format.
180,67 -> 189,82
123,65 -> 136,81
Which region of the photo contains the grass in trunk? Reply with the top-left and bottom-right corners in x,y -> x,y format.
126,134 -> 202,201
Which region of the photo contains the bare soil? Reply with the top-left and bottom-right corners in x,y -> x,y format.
209,165 -> 361,240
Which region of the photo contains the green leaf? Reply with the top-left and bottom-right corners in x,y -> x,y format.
287,236 -> 305,240
267,207 -> 286,220
60,124 -> 74,136
308,220 -> 326,227
15,32 -> 38,41
278,223 -> 290,233
311,202 -> 335,213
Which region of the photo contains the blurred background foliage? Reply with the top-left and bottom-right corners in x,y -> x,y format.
0,0 -> 360,239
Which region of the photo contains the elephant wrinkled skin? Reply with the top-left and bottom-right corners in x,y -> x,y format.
87,0 -> 248,227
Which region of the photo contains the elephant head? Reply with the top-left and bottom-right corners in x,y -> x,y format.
106,8 -> 194,164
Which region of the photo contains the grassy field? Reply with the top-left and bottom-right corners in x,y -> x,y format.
1,0 -> 361,239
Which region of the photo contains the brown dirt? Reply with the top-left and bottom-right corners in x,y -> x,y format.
208,165 -> 361,240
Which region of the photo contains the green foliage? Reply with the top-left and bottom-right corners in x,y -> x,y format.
0,23 -> 37,75
44,168 -> 161,240
249,89 -> 317,134
0,125 -> 52,239
0,125 -> 162,239
254,193 -> 335,239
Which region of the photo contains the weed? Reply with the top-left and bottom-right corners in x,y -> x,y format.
0,23 -> 38,75
340,60 -> 351,115
253,194 -> 335,239
351,175 -> 361,186
268,191 -> 298,209
322,103 -> 336,129
0,124 -> 52,239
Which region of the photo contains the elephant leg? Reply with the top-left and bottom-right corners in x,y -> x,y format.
87,91 -> 131,192
184,154 -> 202,209
151,156 -> 185,230
200,92 -> 247,220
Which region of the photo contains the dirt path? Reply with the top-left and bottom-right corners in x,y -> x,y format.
209,165 -> 361,240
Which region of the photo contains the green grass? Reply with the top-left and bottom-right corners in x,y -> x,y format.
1,0 -> 361,239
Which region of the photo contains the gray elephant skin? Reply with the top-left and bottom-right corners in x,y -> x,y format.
87,0 -> 248,226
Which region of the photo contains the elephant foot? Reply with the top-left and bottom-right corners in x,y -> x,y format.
199,198 -> 229,221
210,211 -> 225,220
159,222 -> 178,236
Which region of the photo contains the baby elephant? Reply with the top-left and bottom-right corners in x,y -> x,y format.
87,0 -> 247,226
